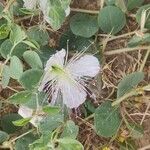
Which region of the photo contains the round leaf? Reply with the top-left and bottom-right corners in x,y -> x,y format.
61,120 -> 79,139
0,131 -> 9,144
0,39 -> 27,59
0,113 -> 22,134
98,6 -> 126,34
59,29 -> 93,51
115,0 -> 127,13
70,13 -> 99,38
10,56 -> 23,79
1,65 -> 10,88
0,24 -> 10,40
23,51 -> 43,69
127,0 -> 144,10
117,72 -> 144,98
39,115 -> 64,134
9,91 -> 32,104
94,101 -> 121,137
27,26 -> 49,46
42,106 -> 60,115
15,134 -> 37,150
105,0 -> 115,5
136,4 -> 150,29
127,123 -> 144,139
57,138 -> 84,150
46,5 -> 66,30
19,69 -> 43,90
128,33 -> 150,47
10,24 -> 27,44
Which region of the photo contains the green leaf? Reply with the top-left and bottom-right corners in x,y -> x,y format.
23,51 -> 43,69
20,8 -> 35,15
39,114 -> 64,134
117,72 -> 144,98
44,1 -> 66,30
10,24 -> 27,44
1,65 -> 10,88
24,92 -> 47,109
128,35 -> 143,47
0,113 -> 22,134
29,134 -> 51,150
38,45 -> 55,63
22,40 -> 40,50
0,131 -> 9,144
105,0 -> 115,5
94,101 -> 121,137
19,69 -> 43,90
119,139 -> 137,150
9,91 -> 32,104
127,0 -> 144,11
10,56 -> 23,79
115,0 -> 127,12
98,6 -> 126,34
0,24 -> 10,40
27,26 -> 49,46
13,118 -> 31,126
59,29 -> 93,51
15,134 -> 37,150
0,39 -> 27,59
42,106 -> 60,115
60,0 -> 71,10
127,123 -> 144,139
0,39 -> 13,58
70,13 -> 99,38
61,120 -> 79,139
12,0 -> 25,16
84,100 -> 96,113
0,2 -> 4,13
136,4 -> 150,29
57,138 -> 84,150
128,33 -> 150,47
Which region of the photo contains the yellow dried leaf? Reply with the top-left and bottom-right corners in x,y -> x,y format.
102,146 -> 111,150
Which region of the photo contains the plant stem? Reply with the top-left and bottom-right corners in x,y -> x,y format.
112,85 -> 150,106
104,46 -> 150,55
11,129 -> 34,143
7,86 -> 19,92
0,44 -> 17,76
70,8 -> 99,14
139,49 -> 150,72
3,0 -> 16,12
107,31 -> 136,41
138,144 -> 150,150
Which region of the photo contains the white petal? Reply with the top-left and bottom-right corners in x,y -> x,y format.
65,7 -> 70,16
18,105 -> 43,127
51,85 -> 59,105
67,55 -> 100,78
18,105 -> 33,118
38,71 -> 56,91
45,49 -> 66,71
39,49 -> 66,91
59,79 -> 87,108
23,0 -> 37,9
30,115 -> 43,127
39,0 -> 48,16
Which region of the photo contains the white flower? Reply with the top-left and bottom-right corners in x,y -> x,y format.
39,49 -> 100,108
18,105 -> 43,127
23,0 -> 38,10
